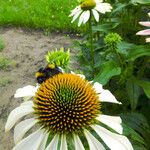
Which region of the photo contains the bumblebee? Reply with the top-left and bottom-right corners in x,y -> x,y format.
35,64 -> 62,84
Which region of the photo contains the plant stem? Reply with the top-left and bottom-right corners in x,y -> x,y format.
89,11 -> 94,73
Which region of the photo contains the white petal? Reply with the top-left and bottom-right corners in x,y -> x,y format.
14,85 -> 38,98
14,118 -> 37,144
74,134 -> 85,150
139,21 -> 150,27
146,37 -> 150,42
69,6 -> 81,17
84,129 -> 105,150
93,82 -> 103,93
96,115 -> 123,134
45,134 -> 59,150
20,101 -> 34,106
13,129 -> 46,150
136,29 -> 150,35
71,71 -> 85,79
91,125 -> 134,150
93,82 -> 121,104
5,104 -> 34,132
92,9 -> 99,22
95,3 -> 112,14
100,90 -> 122,104
60,134 -> 67,150
83,10 -> 90,24
39,133 -> 49,150
71,10 -> 82,23
78,11 -> 90,26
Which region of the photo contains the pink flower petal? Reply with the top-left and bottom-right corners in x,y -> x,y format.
136,29 -> 150,35
139,22 -> 150,27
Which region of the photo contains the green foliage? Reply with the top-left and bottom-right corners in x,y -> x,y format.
0,56 -> 11,70
104,33 -> 122,46
126,78 -> 141,110
0,36 -> 5,51
73,0 -> 150,148
121,113 -> 150,148
122,124 -> 147,149
0,0 -> 78,32
94,61 -> 121,85
0,78 -> 12,87
131,0 -> 150,4
46,47 -> 70,69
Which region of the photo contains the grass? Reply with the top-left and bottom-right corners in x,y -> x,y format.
0,56 -> 12,70
0,0 -> 79,32
0,77 -> 12,87
0,36 -> 5,51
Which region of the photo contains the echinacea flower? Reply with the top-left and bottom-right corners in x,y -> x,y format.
136,12 -> 150,42
69,0 -> 112,26
5,73 -> 133,150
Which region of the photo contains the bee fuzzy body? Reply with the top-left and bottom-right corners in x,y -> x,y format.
35,65 -> 62,84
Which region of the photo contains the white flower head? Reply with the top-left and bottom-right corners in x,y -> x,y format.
5,73 -> 133,150
69,0 -> 112,26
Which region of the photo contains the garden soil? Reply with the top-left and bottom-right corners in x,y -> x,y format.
0,27 -> 78,150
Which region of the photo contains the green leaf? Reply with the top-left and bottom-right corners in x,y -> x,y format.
117,42 -> 150,61
135,79 -> 150,99
126,78 -> 141,110
92,22 -> 120,33
94,61 -> 121,85
131,0 -> 150,4
117,41 -> 135,55
112,3 -> 129,14
122,123 -> 146,148
121,113 -> 150,148
127,45 -> 150,61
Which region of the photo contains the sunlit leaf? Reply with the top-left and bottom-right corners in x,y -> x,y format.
94,61 -> 121,85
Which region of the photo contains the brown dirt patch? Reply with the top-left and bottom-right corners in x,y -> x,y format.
0,27 -> 77,149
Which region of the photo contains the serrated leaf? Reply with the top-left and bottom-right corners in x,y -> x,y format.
94,61 -> 121,85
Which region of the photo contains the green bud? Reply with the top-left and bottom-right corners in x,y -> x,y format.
104,33 -> 122,46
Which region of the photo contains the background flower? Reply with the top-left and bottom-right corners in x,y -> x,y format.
69,0 -> 112,26
136,12 -> 150,42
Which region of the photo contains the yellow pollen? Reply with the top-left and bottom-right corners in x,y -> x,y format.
34,73 -> 101,134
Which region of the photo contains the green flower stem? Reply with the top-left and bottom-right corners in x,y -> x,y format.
89,11 -> 94,73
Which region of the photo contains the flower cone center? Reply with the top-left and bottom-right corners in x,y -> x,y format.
34,74 -> 100,134
80,0 -> 96,10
